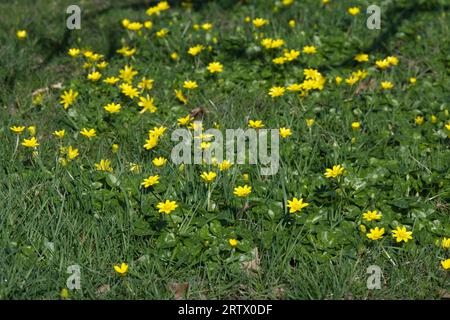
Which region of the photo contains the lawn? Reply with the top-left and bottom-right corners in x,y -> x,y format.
1,0 -> 449,299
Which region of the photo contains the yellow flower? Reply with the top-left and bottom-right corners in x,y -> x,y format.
153,157 -> 167,167
284,49 -> 300,61
60,89 -> 79,109
287,197 -> 309,213
248,120 -> 264,129
354,53 -> 369,62
409,77 -> 417,85
289,20 -> 296,28
351,122 -> 361,130
268,86 -> 285,98
53,130 -> 65,138
261,38 -> 285,49
348,7 -> 360,16
273,57 -> 287,65
170,52 -> 179,60
392,226 -> 413,243
67,146 -> 79,160
381,81 -> 394,90
335,76 -> 343,84
286,83 -> 302,91
144,135 -> 159,150
17,30 -> 27,39
252,18 -> 269,28
359,224 -> 367,233
324,165 -> 345,178
302,45 -> 317,54
149,126 -> 166,138
386,56 -> 399,66
156,28 -> 169,38
126,22 -> 143,31
233,185 -> 252,197
104,103 -> 121,114
441,237 -> 450,249
431,115 -> 438,124
138,78 -> 154,91
95,159 -> 113,172
114,263 -> 128,276
10,126 -> 25,134
87,71 -> 101,82
119,83 -> 140,99
175,89 -> 188,104
112,144 -> 119,153
201,23 -> 213,31
103,77 -> 120,85
130,163 -> 141,173
415,116 -> 424,125
22,137 -> 39,148
80,128 -> 96,139
144,21 -> 153,29
26,126 -> 36,136
362,210 -> 382,221
138,95 -> 157,113
366,227 -> 385,241
119,65 -> 138,83
68,48 -> 80,57
200,171 -> 217,183
187,45 -> 204,56
178,114 -> 193,126
141,175 -> 160,188
442,259 -> 450,270
183,80 -> 198,89
345,76 -> 359,86
219,160 -> 232,171
306,119 -> 315,127
229,239 -> 238,248
446,123 -> 450,131
283,0 -> 294,6
207,62 -> 224,73
157,200 -> 178,214
60,288 -> 69,299
279,127 -> 292,138
375,59 -> 390,69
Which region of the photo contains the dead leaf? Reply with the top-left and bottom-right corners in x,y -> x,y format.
50,82 -> 63,90
439,289 -> 450,299
32,87 -> 49,96
96,284 -> 110,295
355,79 -> 376,95
272,287 -> 285,298
190,107 -> 205,119
168,282 -> 189,300
242,247 -> 260,273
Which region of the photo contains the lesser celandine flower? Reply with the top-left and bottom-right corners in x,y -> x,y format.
119,65 -> 138,83
153,157 -> 167,167
120,83 -> 140,99
114,263 -> 128,276
229,239 -> 238,248
80,128 -> 96,138
354,53 -> 369,62
149,126 -> 167,138
67,146 -> 79,160
60,89 -> 78,109
392,226 -> 413,243
170,52 -> 179,60
288,20 -> 295,28
68,48 -> 80,57
248,120 -> 264,129
381,81 -> 394,90
144,135 -> 158,150
103,77 -> 120,85
268,86 -> 285,97
178,114 -> 193,126
324,165 -> 345,178
443,237 -> 450,249
200,171 -> 217,183
138,95 -> 157,113
302,45 -> 317,54
22,137 -> 39,148
415,116 -> 424,125
306,119 -> 315,127
252,18 -> 269,28
87,71 -> 101,82
442,259 -> 450,270
348,7 -> 360,16
187,45 -> 204,56
366,227 -> 385,241
279,127 -> 292,138
27,125 -> 36,135
351,122 -> 361,130
287,197 -> 309,213
17,30 -> 27,39
183,80 -> 198,89
141,175 -> 160,188
157,200 -> 178,214
112,144 -> 119,153
445,123 -> 450,131
175,89 -> 188,104
95,159 -> 113,172
156,28 -> 169,38
10,126 -> 25,134
138,78 -> 154,91
207,62 -> 223,73
363,210 -> 382,221
409,77 -> 417,85
219,160 -> 232,171
233,185 -> 252,197
104,103 -> 121,113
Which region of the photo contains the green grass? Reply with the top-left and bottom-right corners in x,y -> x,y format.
1,0 -> 450,299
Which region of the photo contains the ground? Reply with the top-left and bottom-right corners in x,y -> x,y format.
1,0 -> 450,299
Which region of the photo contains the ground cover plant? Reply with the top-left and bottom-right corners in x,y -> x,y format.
1,0 -> 450,299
